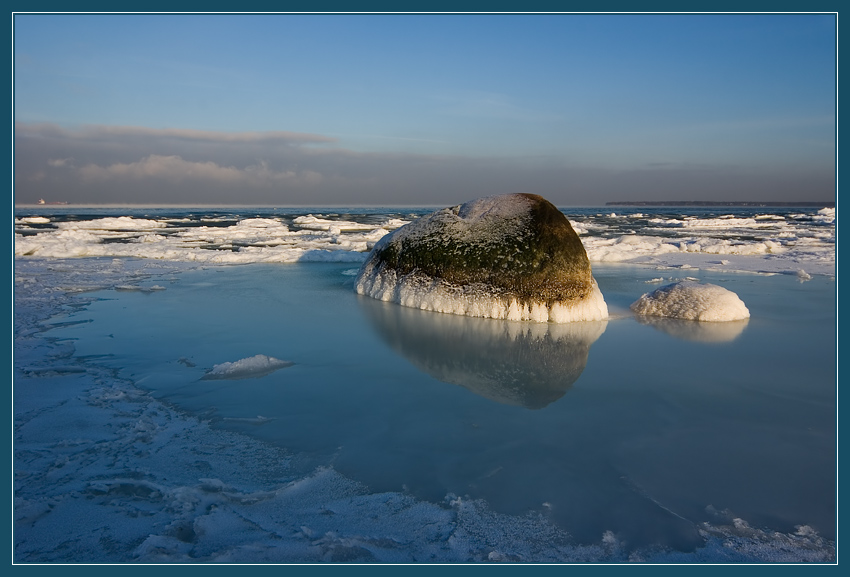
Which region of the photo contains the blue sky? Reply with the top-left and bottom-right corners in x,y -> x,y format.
14,13 -> 836,205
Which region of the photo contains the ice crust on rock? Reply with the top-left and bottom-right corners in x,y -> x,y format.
355,193 -> 608,322
358,268 -> 608,323
630,281 -> 750,322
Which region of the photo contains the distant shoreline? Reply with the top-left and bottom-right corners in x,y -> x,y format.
605,201 -> 835,207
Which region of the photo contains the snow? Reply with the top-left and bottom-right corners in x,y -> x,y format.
235,218 -> 288,229
630,281 -> 751,322
14,215 -> 408,263
202,354 -> 294,380
13,206 -> 835,277
456,193 -> 537,221
580,237 -> 834,276
647,216 -> 778,229
365,195 -> 535,255
293,214 -> 409,232
114,284 -> 166,292
57,216 -> 167,230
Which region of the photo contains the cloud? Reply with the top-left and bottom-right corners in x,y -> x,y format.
78,155 -> 324,187
16,122 -> 336,146
90,125 -> 337,145
78,154 -> 244,182
14,121 -> 835,206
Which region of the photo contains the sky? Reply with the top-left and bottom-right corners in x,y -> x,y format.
13,13 -> 836,206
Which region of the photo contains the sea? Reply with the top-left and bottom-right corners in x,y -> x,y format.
13,203 -> 836,563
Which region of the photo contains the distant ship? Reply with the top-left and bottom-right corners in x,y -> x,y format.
37,198 -> 69,205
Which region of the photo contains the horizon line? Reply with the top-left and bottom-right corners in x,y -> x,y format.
14,201 -> 836,209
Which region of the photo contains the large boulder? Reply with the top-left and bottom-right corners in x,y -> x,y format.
355,193 -> 608,322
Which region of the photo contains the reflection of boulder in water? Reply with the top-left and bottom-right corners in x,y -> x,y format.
358,296 -> 607,409
635,315 -> 749,343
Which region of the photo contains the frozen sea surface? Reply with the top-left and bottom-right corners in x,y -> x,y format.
14,205 -> 836,276
14,255 -> 835,563
13,205 -> 836,563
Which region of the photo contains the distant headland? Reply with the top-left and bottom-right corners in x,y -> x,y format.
606,201 -> 835,207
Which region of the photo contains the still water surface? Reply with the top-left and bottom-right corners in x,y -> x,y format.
56,262 -> 836,551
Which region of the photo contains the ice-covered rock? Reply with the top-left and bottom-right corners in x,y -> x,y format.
630,281 -> 750,322
354,193 -> 608,322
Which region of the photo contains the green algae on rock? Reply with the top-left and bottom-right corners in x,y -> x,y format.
355,193 -> 608,322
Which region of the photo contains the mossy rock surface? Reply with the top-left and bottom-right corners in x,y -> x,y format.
368,193 -> 593,305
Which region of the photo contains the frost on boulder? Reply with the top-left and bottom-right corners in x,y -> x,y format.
354,193 -> 608,322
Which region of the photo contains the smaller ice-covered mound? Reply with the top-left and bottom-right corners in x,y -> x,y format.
17,216 -> 51,224
355,193 -> 608,322
630,281 -> 750,322
201,354 -> 294,380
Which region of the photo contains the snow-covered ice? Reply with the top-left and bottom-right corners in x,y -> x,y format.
202,354 -> 294,380
14,205 -> 834,277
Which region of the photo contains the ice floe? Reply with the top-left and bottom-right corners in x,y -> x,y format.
13,206 -> 834,276
202,354 -> 294,380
